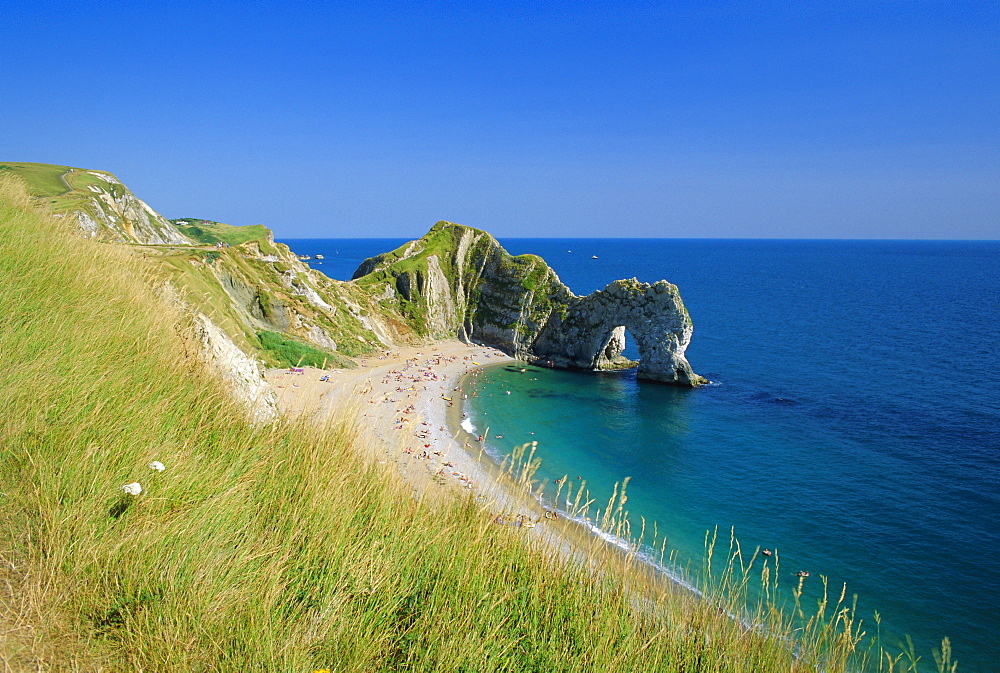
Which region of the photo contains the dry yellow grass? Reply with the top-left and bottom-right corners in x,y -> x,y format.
0,176 -> 953,672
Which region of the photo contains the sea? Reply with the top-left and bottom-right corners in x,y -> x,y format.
281,237 -> 1000,672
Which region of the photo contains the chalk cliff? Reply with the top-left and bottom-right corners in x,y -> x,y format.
352,222 -> 704,385
0,163 -> 190,245
5,162 -> 703,389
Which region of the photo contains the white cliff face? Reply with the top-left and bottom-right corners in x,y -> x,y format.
68,170 -> 190,245
193,313 -> 278,423
594,326 -> 630,369
278,269 -> 334,311
423,254 -> 458,335
73,210 -> 102,238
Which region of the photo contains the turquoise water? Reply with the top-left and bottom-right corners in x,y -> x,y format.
284,238 -> 1000,671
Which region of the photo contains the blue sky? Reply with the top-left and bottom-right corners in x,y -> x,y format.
2,2 -> 997,238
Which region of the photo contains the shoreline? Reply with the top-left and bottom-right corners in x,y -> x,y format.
263,341 -> 817,665
264,340 -> 645,569
266,341 -> 530,505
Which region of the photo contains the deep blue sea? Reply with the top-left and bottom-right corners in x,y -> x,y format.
282,237 -> 1000,672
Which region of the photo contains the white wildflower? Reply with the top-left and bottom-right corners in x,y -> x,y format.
148,460 -> 165,472
122,482 -> 142,496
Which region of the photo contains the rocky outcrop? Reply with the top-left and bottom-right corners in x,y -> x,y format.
65,169 -> 190,245
193,313 -> 278,423
7,162 -> 703,386
206,232 -> 397,357
2,163 -> 191,245
353,222 -> 571,352
353,222 -> 704,386
530,278 -> 701,385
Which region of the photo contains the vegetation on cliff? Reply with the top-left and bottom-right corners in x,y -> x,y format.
0,173 -> 952,671
352,221 -> 703,384
3,162 -> 396,371
0,162 -> 187,245
170,218 -> 272,247
3,163 -> 701,386
352,221 -> 567,347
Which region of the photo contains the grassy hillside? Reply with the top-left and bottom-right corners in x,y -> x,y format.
0,161 -> 128,216
0,161 -> 77,196
171,218 -> 272,247
0,162 -> 190,246
0,175 -> 946,671
139,242 -> 368,369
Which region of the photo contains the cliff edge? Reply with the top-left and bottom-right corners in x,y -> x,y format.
3,162 -> 703,391
0,162 -> 189,245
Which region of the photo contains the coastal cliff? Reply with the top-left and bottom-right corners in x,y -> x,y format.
149,223 -> 399,367
0,162 -> 189,245
0,170 -> 838,673
3,163 -> 702,394
352,222 -> 704,385
3,162 -> 391,361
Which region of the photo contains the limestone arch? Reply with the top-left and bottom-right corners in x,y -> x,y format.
529,279 -> 701,385
593,325 -> 638,370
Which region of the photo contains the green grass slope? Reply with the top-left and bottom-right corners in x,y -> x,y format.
171,218 -> 272,247
142,242 -> 364,369
0,162 -> 191,246
0,161 -> 127,216
0,161 -> 77,197
0,175 -> 943,672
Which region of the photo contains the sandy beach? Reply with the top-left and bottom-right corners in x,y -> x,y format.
264,340 -> 640,567
265,340 -> 525,503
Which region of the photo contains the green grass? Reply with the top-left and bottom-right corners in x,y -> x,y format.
0,176 -> 956,672
0,162 -> 76,197
0,162 -> 142,225
172,219 -> 272,246
257,330 -> 345,368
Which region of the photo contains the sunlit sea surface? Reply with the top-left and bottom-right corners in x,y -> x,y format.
283,237 -> 1000,671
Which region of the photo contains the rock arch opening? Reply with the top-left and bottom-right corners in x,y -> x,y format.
524,278 -> 704,386
593,325 -> 639,370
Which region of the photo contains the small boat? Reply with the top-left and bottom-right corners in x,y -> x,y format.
315,254 -> 324,259
591,255 -> 598,259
